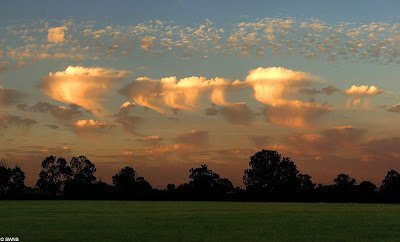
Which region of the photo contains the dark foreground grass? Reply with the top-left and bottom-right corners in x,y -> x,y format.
1,201 -> 400,241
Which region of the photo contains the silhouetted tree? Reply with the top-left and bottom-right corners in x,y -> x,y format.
9,166 -> 25,193
166,184 -> 176,192
112,166 -> 136,191
135,176 -> 153,193
69,156 -> 96,185
0,161 -> 11,196
64,156 -> 97,198
188,164 -> 234,197
380,169 -> 400,193
112,166 -> 152,198
357,181 -> 378,202
243,150 -> 300,199
333,173 -> 357,201
36,156 -> 71,196
358,181 -> 377,193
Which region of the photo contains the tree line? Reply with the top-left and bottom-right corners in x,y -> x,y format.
1,149 -> 400,202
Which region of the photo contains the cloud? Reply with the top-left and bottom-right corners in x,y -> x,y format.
113,102 -> 143,134
205,102 -> 255,125
141,36 -> 156,51
249,135 -> 270,149
285,126 -> 367,155
41,66 -> 130,115
0,113 -> 37,130
175,130 -> 209,147
0,87 -> 24,106
245,67 -> 320,104
47,27 -> 67,43
263,101 -> 331,128
73,119 -> 116,137
299,85 -> 340,96
120,76 -> 232,113
137,135 -> 163,147
345,85 -> 383,108
119,77 -> 164,113
17,101 -> 82,121
388,104 -> 400,113
245,67 -> 329,128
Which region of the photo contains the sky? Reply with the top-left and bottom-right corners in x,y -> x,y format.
1,0 -> 400,188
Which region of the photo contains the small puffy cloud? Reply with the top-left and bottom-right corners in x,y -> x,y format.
47,27 -> 67,43
345,85 -> 383,96
345,85 -> 383,108
175,130 -> 209,147
141,36 -> 156,51
73,119 -> 116,137
0,86 -> 24,106
41,66 -> 130,115
388,104 -> 400,113
18,101 -> 82,121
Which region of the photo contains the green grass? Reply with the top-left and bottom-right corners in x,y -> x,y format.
1,201 -> 400,241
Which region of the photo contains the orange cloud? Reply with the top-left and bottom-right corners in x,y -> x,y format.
345,85 -> 383,108
47,27 -> 67,43
41,66 -> 130,115
245,67 -> 329,128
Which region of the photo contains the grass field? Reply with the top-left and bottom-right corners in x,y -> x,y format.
1,201 -> 400,241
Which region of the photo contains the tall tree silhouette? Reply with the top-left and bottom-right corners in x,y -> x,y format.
64,156 -> 97,198
36,156 -> 71,196
69,156 -> 96,185
9,166 -> 25,193
112,166 -> 136,191
0,161 -> 11,196
243,150 -> 300,197
380,169 -> 400,193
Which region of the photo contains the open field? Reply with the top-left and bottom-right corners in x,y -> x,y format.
1,201 -> 400,241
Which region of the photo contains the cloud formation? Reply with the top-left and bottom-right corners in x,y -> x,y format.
388,104 -> 400,113
245,67 -> 329,128
0,87 -> 24,106
17,101 -> 82,121
345,85 -> 383,108
47,27 -> 67,43
0,113 -> 37,130
175,130 -> 209,147
41,66 -> 130,115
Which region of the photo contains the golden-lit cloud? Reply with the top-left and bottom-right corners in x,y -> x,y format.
41,66 -> 130,115
47,27 -> 67,43
73,119 -> 116,137
345,85 -> 383,108
245,67 -> 329,128
120,76 -> 233,113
